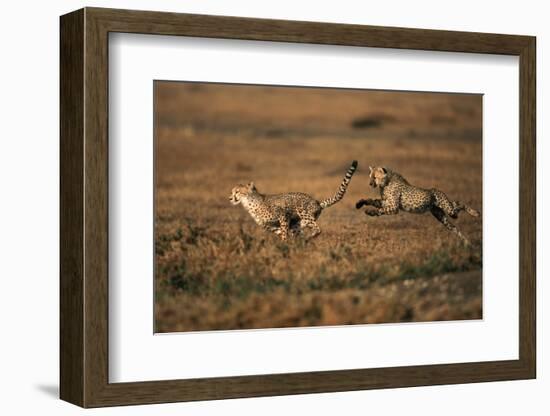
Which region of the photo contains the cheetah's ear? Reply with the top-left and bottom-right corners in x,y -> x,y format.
368,165 -> 373,173
247,182 -> 256,191
381,167 -> 388,174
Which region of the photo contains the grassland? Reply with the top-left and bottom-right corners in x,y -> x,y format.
154,82 -> 482,333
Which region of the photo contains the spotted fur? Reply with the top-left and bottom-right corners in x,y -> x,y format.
356,166 -> 480,245
230,161 -> 358,240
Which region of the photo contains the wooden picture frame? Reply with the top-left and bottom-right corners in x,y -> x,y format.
60,7 -> 536,408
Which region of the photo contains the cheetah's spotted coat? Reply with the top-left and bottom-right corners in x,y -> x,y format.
356,166 -> 480,245
230,161 -> 358,240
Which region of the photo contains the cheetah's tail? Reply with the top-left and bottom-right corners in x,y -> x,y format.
320,160 -> 358,209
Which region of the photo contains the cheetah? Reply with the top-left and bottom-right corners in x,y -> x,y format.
230,161 -> 358,241
356,166 -> 480,245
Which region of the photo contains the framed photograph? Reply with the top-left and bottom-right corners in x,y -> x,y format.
60,7 -> 536,407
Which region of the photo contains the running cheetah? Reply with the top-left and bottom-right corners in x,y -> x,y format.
356,166 -> 480,245
230,161 -> 358,240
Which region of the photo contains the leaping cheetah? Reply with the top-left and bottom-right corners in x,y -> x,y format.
356,166 -> 480,245
230,161 -> 358,240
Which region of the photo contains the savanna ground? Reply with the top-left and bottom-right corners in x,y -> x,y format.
154,82 -> 482,333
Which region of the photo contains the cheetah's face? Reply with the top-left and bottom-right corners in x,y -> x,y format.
369,166 -> 389,188
229,182 -> 257,205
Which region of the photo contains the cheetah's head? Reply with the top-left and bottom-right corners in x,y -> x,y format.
229,182 -> 257,205
369,166 -> 390,188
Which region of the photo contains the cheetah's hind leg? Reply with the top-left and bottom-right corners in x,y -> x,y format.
452,201 -> 480,218
430,206 -> 471,246
299,216 -> 321,240
432,189 -> 479,219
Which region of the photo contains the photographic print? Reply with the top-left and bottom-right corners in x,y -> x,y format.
154,81 -> 482,333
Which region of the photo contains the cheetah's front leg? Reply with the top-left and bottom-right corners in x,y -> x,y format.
364,198 -> 399,217
355,198 -> 383,209
365,206 -> 399,216
277,215 -> 290,241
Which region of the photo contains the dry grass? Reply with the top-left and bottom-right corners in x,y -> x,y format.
154,82 -> 482,333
